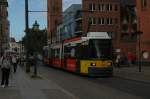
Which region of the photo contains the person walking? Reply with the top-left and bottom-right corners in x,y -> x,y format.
127,52 -> 134,67
115,54 -> 121,68
12,55 -> 17,73
0,53 -> 11,88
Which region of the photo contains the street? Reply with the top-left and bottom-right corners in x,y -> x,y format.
36,62 -> 150,99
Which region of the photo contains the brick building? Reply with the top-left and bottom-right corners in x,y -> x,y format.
0,0 -> 9,54
119,0 -> 137,58
82,0 -> 121,51
136,0 -> 150,61
47,0 -> 62,44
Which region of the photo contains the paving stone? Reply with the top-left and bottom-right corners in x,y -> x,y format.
0,89 -> 22,99
42,89 -> 74,99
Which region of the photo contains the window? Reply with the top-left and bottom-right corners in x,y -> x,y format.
101,4 -> 105,11
110,4 -> 113,11
106,4 -> 112,11
105,18 -> 113,25
51,48 -> 60,58
98,4 -> 105,11
106,4 -> 110,11
89,17 -> 96,25
107,18 -> 110,24
141,0 -> 147,9
102,18 -> 105,25
98,18 -> 102,25
89,3 -> 96,11
109,18 -> 113,25
64,44 -> 78,58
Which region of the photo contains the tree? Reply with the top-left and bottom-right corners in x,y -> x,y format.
22,21 -> 47,56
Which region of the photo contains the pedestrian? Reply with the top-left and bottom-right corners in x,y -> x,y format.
115,54 -> 121,68
127,52 -> 134,67
0,52 -> 12,88
12,55 -> 17,73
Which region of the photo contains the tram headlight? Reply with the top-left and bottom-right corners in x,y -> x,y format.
107,62 -> 111,66
91,63 -> 96,66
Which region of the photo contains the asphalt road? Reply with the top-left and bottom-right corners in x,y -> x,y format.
37,63 -> 150,99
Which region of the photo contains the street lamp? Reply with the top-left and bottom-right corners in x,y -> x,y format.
25,0 -> 30,72
136,30 -> 143,72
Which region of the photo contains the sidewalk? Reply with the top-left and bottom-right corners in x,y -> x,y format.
114,66 -> 150,83
0,66 -> 79,99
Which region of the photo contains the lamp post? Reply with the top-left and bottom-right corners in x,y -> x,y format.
25,0 -> 47,73
25,0 -> 31,72
136,30 -> 143,72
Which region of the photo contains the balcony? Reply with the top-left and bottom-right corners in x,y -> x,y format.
75,11 -> 82,22
75,17 -> 82,22
75,25 -> 83,36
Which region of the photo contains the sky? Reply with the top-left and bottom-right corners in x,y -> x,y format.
8,0 -> 81,41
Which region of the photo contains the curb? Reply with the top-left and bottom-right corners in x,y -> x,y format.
114,75 -> 150,85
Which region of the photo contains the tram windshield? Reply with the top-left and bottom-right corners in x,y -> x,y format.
80,39 -> 112,59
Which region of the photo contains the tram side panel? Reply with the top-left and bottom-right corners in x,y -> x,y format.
50,46 -> 62,68
63,44 -> 78,73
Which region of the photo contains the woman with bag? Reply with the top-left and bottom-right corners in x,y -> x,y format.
0,53 -> 11,88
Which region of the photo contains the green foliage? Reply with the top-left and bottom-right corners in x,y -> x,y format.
22,29 -> 47,55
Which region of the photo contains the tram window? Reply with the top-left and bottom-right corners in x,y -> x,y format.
64,45 -> 77,58
71,48 -> 75,57
51,48 -> 60,58
79,40 -> 112,59
51,49 -> 55,58
55,49 -> 60,58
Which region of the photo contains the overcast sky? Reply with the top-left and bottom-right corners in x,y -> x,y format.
8,0 -> 81,41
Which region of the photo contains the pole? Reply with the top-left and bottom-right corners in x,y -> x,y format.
25,0 -> 29,30
139,34 -> 141,72
25,0 -> 30,72
138,17 -> 142,72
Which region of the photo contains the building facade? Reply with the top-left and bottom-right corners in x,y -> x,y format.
119,0 -> 137,58
136,0 -> 150,61
47,0 -> 62,44
61,4 -> 82,40
55,4 -> 82,42
9,37 -> 25,58
0,0 -> 9,55
82,0 -> 121,51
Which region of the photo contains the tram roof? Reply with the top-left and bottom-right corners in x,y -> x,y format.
82,32 -> 111,40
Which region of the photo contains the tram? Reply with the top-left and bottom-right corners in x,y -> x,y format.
43,32 -> 113,76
